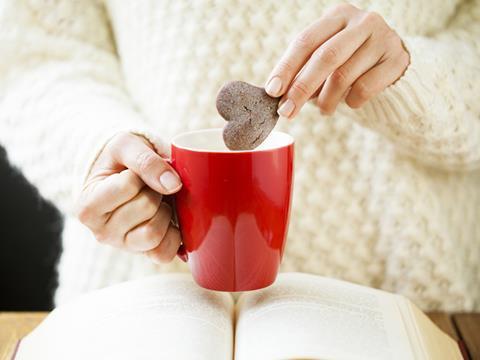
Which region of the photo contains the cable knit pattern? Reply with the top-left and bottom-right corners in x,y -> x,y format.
0,0 -> 479,311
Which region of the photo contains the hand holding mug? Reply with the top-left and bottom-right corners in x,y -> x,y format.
265,3 -> 410,117
75,132 -> 183,264
76,128 -> 294,292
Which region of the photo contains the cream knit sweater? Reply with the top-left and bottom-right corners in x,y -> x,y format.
0,0 -> 479,311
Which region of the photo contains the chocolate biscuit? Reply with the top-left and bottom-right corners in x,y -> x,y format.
216,81 -> 280,150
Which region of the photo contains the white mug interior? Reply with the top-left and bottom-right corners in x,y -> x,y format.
172,128 -> 293,153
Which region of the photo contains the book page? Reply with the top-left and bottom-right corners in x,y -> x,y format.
235,272 -> 414,360
16,274 -> 234,360
397,299 -> 462,359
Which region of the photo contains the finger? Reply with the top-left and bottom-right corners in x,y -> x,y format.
316,36 -> 384,115
112,134 -> 182,195
86,170 -> 144,215
163,195 -> 179,227
145,225 -> 182,264
278,25 -> 372,119
264,15 -> 347,98
102,187 -> 162,247
346,50 -> 409,108
124,202 -> 173,252
308,83 -> 324,101
76,170 -> 144,229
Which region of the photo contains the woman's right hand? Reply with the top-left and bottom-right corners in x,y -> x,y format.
75,132 -> 183,264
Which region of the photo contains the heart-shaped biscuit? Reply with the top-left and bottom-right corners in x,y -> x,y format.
216,81 -> 280,150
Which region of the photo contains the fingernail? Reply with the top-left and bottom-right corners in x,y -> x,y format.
159,171 -> 181,192
265,76 -> 282,96
277,99 -> 295,118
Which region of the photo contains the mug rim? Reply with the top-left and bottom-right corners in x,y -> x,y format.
171,128 -> 294,153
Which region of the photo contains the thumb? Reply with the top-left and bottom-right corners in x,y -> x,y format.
110,133 -> 182,195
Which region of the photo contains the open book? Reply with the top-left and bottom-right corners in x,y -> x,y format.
14,273 -> 462,360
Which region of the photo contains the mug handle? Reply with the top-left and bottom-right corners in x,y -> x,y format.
165,157 -> 188,263
176,236 -> 188,262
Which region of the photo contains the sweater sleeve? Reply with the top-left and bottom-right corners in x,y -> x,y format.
0,0 -> 166,216
344,0 -> 480,171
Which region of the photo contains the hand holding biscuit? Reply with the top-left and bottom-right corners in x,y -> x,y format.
265,3 -> 410,118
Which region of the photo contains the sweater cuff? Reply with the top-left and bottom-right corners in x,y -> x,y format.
71,116 -> 170,209
350,37 -> 436,145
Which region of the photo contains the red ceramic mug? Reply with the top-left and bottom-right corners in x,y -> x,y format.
169,128 -> 294,291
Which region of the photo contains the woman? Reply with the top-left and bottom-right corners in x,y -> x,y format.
0,0 -> 478,310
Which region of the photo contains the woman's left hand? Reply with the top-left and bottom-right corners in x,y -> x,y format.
265,3 -> 410,118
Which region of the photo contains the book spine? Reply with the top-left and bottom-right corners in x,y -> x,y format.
9,338 -> 21,360
458,339 -> 470,360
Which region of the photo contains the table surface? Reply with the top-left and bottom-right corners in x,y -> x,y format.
0,312 -> 479,359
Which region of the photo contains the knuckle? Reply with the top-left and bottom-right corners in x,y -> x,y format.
94,229 -> 110,244
331,68 -> 348,86
135,150 -> 158,174
346,96 -> 361,109
293,29 -> 314,50
316,46 -> 339,65
385,29 -> 401,48
346,82 -> 371,109
361,11 -> 382,26
328,3 -> 355,15
75,203 -> 88,223
386,28 -> 399,41
316,97 -> 331,114
356,81 -> 372,101
114,131 -> 134,142
290,80 -> 311,98
76,201 -> 94,225
107,131 -> 135,150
